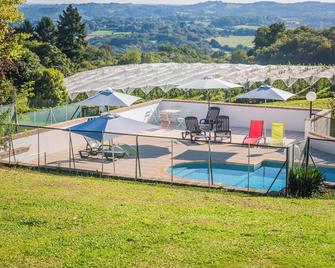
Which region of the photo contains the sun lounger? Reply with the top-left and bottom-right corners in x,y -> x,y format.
79,138 -> 127,160
271,122 -> 285,146
199,107 -> 220,130
243,120 -> 265,145
214,115 -> 232,143
182,116 -> 208,141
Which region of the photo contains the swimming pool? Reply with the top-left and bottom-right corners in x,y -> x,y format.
167,161 -> 287,192
166,161 -> 335,192
319,166 -> 335,183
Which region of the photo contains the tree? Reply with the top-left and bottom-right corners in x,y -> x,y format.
57,5 -> 86,63
0,0 -> 25,79
211,50 -> 228,63
209,39 -> 221,49
35,17 -> 56,44
231,49 -> 248,63
31,68 -> 68,108
11,48 -> 41,87
118,49 -> 142,65
254,26 -> 271,49
141,52 -> 157,63
27,41 -> 75,76
81,45 -> 116,68
252,24 -> 335,65
17,19 -> 34,35
254,23 -> 286,50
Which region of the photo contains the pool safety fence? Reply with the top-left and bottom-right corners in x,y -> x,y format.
311,112 -> 335,138
306,137 -> 335,185
16,104 -> 82,127
0,123 -> 314,195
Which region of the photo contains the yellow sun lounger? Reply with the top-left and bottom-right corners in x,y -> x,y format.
272,122 -> 285,146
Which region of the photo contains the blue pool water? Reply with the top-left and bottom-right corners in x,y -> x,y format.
319,166 -> 335,183
167,162 -> 335,192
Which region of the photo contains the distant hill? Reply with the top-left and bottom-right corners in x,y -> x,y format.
21,1 -> 335,28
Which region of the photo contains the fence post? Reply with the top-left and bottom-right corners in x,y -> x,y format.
8,136 -> 11,165
305,137 -> 311,169
285,147 -> 290,197
37,127 -> 40,168
69,130 -> 72,169
101,131 -> 104,175
8,136 -> 16,164
136,135 -> 141,178
70,131 -> 76,169
208,138 -> 213,187
291,143 -> 295,168
247,144 -> 250,192
171,139 -> 174,183
111,138 -> 116,174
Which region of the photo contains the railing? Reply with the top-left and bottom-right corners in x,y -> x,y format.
0,123 -> 292,195
311,112 -> 335,138
290,136 -> 335,186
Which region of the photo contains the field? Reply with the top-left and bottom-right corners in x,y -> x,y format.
0,167 -> 334,267
233,25 -> 260,30
86,30 -> 130,40
212,36 -> 255,48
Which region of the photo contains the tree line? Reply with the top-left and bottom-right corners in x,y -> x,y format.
1,4 -> 116,111
250,22 -> 335,65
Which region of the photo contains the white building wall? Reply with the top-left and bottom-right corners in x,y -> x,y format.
159,100 -> 310,132
118,102 -> 161,121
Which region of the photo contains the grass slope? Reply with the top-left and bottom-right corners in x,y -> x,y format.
0,167 -> 334,267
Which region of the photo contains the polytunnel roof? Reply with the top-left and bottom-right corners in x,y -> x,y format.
64,63 -> 335,99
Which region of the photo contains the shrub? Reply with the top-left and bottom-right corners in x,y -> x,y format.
288,167 -> 325,198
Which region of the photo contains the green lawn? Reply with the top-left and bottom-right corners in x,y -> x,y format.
212,36 -> 255,48
0,167 -> 334,267
259,98 -> 333,110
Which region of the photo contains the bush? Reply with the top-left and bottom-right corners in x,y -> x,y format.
288,167 -> 325,198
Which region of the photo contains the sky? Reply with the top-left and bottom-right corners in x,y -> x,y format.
26,0 -> 335,5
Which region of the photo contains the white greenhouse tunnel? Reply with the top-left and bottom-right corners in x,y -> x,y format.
64,63 -> 335,99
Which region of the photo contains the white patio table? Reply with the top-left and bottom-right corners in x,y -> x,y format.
159,109 -> 181,128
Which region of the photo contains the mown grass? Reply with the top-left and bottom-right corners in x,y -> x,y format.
0,167 -> 334,267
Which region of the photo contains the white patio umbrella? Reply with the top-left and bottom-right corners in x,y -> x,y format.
236,84 -> 295,140
79,88 -> 140,107
177,76 -> 241,109
236,84 -> 295,102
